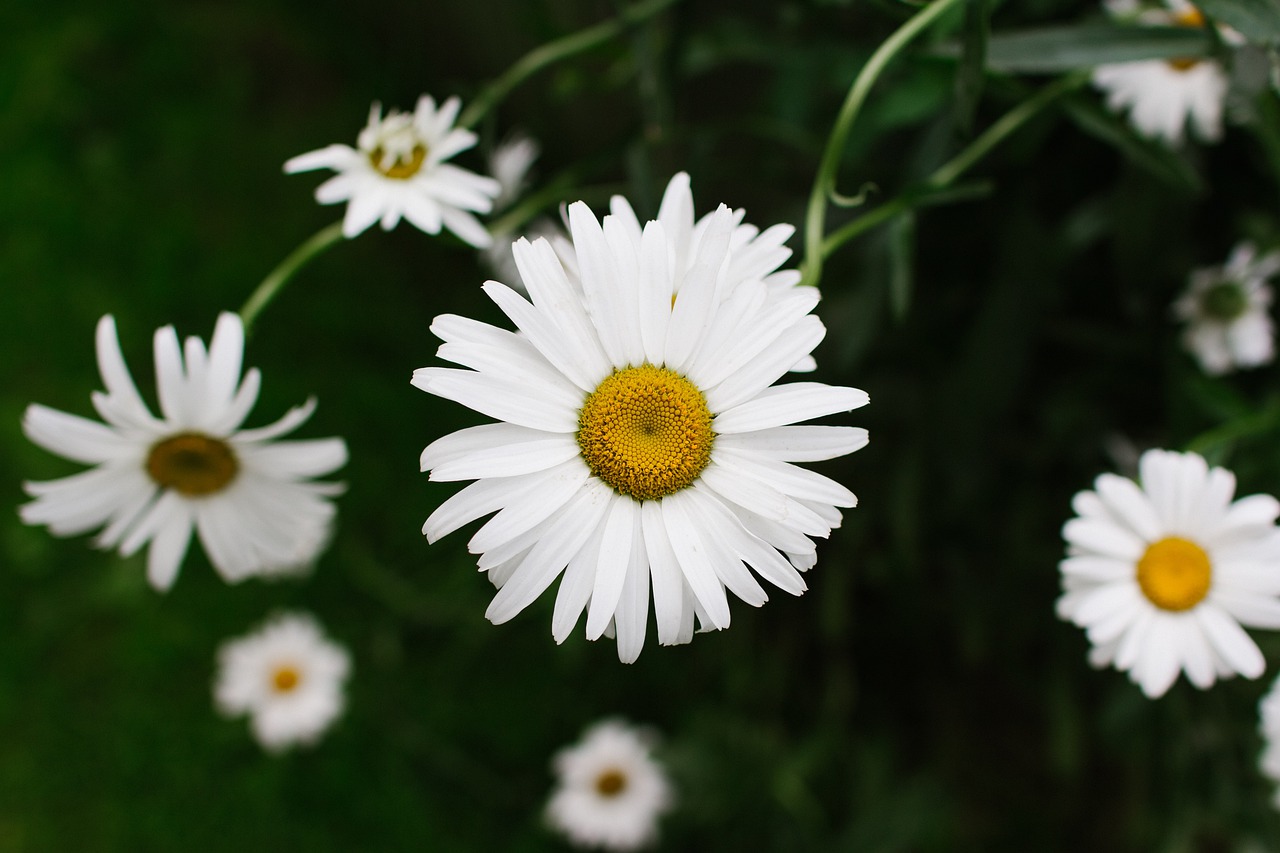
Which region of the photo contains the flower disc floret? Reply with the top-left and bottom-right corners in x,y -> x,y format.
1136,536 -> 1211,611
146,432 -> 239,496
577,365 -> 713,501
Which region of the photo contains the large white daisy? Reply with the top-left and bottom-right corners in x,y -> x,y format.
1174,241 -> 1280,376
285,95 -> 501,247
414,191 -> 868,662
21,313 -> 347,591
1057,449 -> 1280,698
214,611 -> 351,753
545,719 -> 673,851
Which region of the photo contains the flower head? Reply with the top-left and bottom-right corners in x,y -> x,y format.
545,719 -> 673,851
1057,449 -> 1280,698
414,177 -> 868,662
285,95 -> 501,247
214,611 -> 351,753
21,313 -> 347,590
1174,242 -> 1280,375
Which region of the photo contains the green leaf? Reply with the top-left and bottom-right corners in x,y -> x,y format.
1060,94 -> 1204,192
982,24 -> 1210,72
1195,0 -> 1280,43
954,0 -> 990,133
888,212 -> 916,322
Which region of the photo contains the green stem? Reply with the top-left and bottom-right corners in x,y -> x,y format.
802,0 -> 966,288
239,221 -> 345,333
458,0 -> 682,130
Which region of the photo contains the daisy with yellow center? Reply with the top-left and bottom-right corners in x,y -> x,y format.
414,187 -> 868,662
1057,449 -> 1280,698
545,719 -> 673,851
285,94 -> 501,246
20,313 -> 347,590
214,612 -> 351,753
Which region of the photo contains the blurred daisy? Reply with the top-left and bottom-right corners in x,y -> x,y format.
1259,674 -> 1280,808
1057,449 -> 1280,698
285,95 -> 501,247
21,313 -> 347,591
490,133 -> 541,211
546,719 -> 673,851
1092,0 -> 1228,145
214,612 -> 351,753
1174,242 -> 1279,375
415,192 -> 868,662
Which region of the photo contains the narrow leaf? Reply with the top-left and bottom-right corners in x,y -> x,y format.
983,24 -> 1209,72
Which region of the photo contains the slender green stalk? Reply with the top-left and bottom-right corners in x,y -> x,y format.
239,222 -> 345,333
458,0 -> 682,130
802,0 -> 966,288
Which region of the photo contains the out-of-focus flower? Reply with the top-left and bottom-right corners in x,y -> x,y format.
489,134 -> 541,211
285,95 -> 501,246
1174,241 -> 1279,375
415,188 -> 868,662
1092,0 -> 1228,145
21,313 -> 347,590
214,612 -> 351,753
1258,673 -> 1280,808
1057,449 -> 1280,698
545,719 -> 673,851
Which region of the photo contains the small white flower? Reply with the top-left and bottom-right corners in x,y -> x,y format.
214,612 -> 351,753
1057,449 -> 1280,698
489,134 -> 541,211
1092,1 -> 1228,145
1174,242 -> 1280,375
546,719 -> 673,851
21,313 -> 347,591
285,95 -> 501,247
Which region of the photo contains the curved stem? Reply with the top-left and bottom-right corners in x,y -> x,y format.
801,0 -> 966,288
458,0 -> 682,130
239,222 -> 345,333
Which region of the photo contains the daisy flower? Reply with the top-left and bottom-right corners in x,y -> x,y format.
1056,449 -> 1280,698
1174,242 -> 1280,375
214,611 -> 351,753
285,94 -> 501,247
20,313 -> 347,591
414,189 -> 868,662
1092,0 -> 1228,145
545,719 -> 673,851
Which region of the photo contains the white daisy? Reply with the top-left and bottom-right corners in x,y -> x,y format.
1174,242 -> 1280,375
545,719 -> 673,851
285,95 -> 501,247
21,313 -> 347,591
1056,448 -> 1280,698
414,191 -> 868,662
1092,1 -> 1228,145
214,611 -> 351,753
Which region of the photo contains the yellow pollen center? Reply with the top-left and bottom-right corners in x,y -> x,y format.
594,769 -> 628,798
576,364 -> 714,501
271,665 -> 301,693
1136,536 -> 1212,611
145,433 -> 238,497
370,144 -> 427,179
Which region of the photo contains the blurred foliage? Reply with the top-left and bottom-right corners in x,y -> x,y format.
7,0 -> 1280,849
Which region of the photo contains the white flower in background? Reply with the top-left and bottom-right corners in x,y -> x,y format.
1174,242 -> 1279,375
1057,449 -> 1280,698
415,190 -> 868,662
480,134 -> 571,289
490,133 -> 541,211
21,313 -> 347,591
214,612 -> 351,753
1092,0 -> 1228,145
1259,674 -> 1280,808
285,95 -> 501,247
546,719 -> 673,851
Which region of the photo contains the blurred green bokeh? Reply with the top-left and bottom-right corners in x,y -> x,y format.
7,0 -> 1280,849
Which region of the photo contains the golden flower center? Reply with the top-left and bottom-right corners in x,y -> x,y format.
369,144 -> 427,179
577,364 -> 714,501
1136,536 -> 1212,611
271,665 -> 301,694
594,768 -> 628,798
146,432 -> 238,497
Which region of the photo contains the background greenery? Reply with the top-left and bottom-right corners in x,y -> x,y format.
7,0 -> 1280,849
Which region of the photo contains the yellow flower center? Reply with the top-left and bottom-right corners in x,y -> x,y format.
271,665 -> 301,694
576,364 -> 714,501
146,433 -> 238,497
1136,536 -> 1212,611
369,144 -> 427,179
594,768 -> 628,798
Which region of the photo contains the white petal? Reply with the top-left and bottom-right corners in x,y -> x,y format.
412,367 -> 579,433
22,405 -> 138,464
714,383 -> 868,433
1196,604 -> 1265,678
641,501 -> 688,646
659,492 -> 731,630
714,426 -> 868,462
613,516 -> 651,664
586,498 -> 637,641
